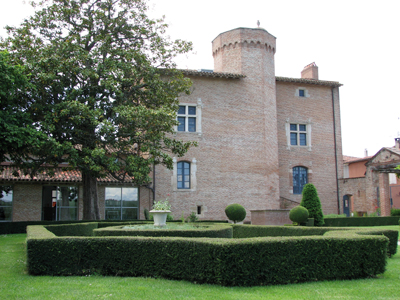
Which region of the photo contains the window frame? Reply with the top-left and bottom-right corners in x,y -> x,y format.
175,100 -> 202,135
172,157 -> 197,192
286,121 -> 312,150
292,166 -> 308,194
177,161 -> 191,189
105,187 -> 139,220
0,186 -> 13,222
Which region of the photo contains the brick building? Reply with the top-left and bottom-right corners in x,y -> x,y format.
340,139 -> 400,217
0,27 -> 343,223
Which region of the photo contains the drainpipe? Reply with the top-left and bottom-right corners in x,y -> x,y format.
331,87 -> 341,214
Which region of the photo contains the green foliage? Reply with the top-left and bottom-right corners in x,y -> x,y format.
27,224 -> 390,286
187,211 -> 198,223
94,223 -> 232,238
300,183 -> 324,226
325,214 -> 347,218
152,200 -> 171,211
1,0 -> 196,219
225,204 -> 246,223
289,206 -> 309,224
390,208 -> 400,216
144,208 -> 150,220
324,216 -> 400,227
167,213 -> 174,221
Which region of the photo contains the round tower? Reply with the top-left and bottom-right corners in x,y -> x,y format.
212,27 -> 280,209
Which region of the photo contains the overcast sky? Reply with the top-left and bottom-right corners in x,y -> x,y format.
1,0 -> 399,158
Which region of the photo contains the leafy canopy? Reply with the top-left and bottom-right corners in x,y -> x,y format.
1,0 -> 196,185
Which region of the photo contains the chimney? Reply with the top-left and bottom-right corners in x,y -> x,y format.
395,138 -> 400,149
364,149 -> 368,157
301,62 -> 319,80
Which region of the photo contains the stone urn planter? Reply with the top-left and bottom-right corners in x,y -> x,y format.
150,210 -> 171,227
150,197 -> 171,227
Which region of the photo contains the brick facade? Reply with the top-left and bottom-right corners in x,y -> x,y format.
1,27 -> 344,223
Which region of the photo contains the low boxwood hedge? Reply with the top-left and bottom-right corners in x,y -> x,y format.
233,224 -> 398,256
324,216 -> 400,227
94,224 -> 233,238
26,223 -> 393,286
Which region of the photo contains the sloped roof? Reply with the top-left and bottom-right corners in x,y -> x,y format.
343,155 -> 372,164
276,76 -> 342,87
0,165 -> 135,184
180,69 -> 246,79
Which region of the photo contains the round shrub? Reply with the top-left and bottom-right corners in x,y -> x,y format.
225,204 -> 246,223
289,206 -> 309,224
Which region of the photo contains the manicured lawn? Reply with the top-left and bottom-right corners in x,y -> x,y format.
1,226 -> 399,299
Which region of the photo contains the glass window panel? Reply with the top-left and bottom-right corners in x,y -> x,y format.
178,106 -> 186,114
184,175 -> 190,182
122,208 -> 138,220
290,124 -> 297,131
299,133 -> 307,145
188,106 -> 196,115
178,175 -> 182,181
184,182 -> 190,188
0,207 -> 12,221
105,208 -> 121,220
293,167 -> 307,194
122,200 -> 138,207
188,117 -> 196,132
177,117 -> 185,131
299,89 -> 305,97
299,124 -> 306,131
58,207 -> 77,221
177,181 -> 183,189
122,188 -> 138,201
106,187 -> 122,201
290,133 -> 297,145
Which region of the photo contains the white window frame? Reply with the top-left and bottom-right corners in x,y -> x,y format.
175,98 -> 202,136
295,87 -> 310,98
285,119 -> 312,151
172,157 -> 197,192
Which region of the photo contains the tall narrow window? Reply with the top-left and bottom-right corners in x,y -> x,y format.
177,161 -> 190,189
177,105 -> 196,132
293,167 -> 308,194
0,186 -> 12,221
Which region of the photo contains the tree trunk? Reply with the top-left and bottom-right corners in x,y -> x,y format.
82,171 -> 100,220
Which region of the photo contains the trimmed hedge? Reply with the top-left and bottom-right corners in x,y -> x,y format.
27,225 -> 388,286
232,225 -> 398,256
324,216 -> 400,227
26,224 -> 392,286
94,224 -> 233,238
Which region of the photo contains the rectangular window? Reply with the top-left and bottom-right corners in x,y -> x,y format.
299,89 -> 305,97
105,187 -> 138,220
177,161 -> 190,189
177,105 -> 197,132
0,186 -> 13,221
290,124 -> 307,146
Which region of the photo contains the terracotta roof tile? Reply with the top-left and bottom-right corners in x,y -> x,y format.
180,69 -> 246,79
0,165 -> 134,184
276,76 -> 342,87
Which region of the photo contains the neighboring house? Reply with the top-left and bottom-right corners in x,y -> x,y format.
0,27 -> 344,223
340,139 -> 400,216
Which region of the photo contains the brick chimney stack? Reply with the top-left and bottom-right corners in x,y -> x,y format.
301,62 -> 319,80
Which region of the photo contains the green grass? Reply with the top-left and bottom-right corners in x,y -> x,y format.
1,226 -> 400,299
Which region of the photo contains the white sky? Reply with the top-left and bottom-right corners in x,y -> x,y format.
1,0 -> 399,158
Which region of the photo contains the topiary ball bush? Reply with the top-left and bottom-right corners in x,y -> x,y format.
289,206 -> 309,224
225,204 -> 246,223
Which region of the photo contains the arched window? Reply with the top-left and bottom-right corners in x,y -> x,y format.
177,161 -> 190,189
293,166 -> 308,194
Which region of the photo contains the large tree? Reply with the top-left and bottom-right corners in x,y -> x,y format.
1,0 -> 195,220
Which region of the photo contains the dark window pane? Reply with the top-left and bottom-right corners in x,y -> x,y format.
188,117 -> 196,132
178,106 -> 186,114
290,133 -> 297,145
299,133 -> 307,145
299,89 -> 305,97
178,117 -> 185,131
177,162 -> 190,189
293,167 -> 308,194
122,208 -> 138,220
299,124 -> 306,131
188,106 -> 196,115
290,124 -> 297,131
105,208 -> 121,220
